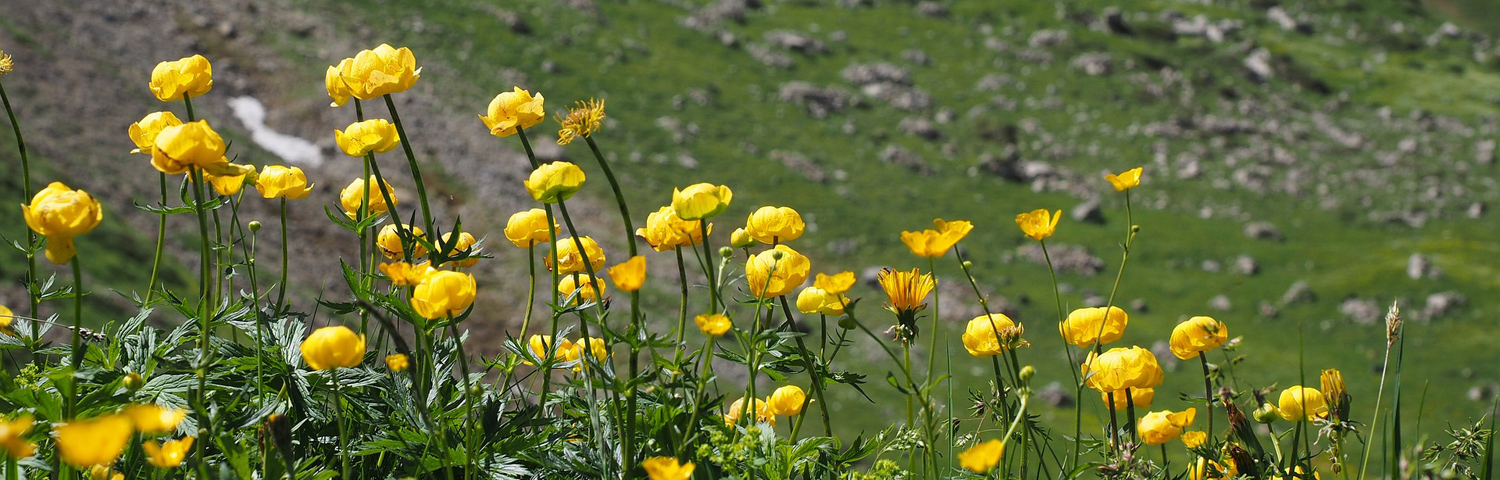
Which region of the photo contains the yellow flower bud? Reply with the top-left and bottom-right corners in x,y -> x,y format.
151,120 -> 227,175
642,457 -> 695,480
1277,385 -> 1328,422
204,168 -> 255,196
745,206 -> 805,244
607,255 -> 646,292
958,439 -> 1005,473
1106,166 -> 1144,191
1015,209 -> 1060,241
767,385 -> 806,416
636,206 -> 705,252
479,86 -> 546,138
1139,408 -> 1196,446
695,313 -> 731,337
54,414 -> 132,468
1081,346 -> 1164,393
340,176 -> 397,219
335,119 -> 401,158
1058,306 -> 1128,347
729,227 -> 754,248
385,353 -> 410,372
342,44 -> 421,101
1170,316 -> 1228,360
148,54 -> 212,102
524,162 -> 585,204
300,325 -> 366,370
899,218 -> 973,258
745,245 -> 810,299
377,224 -> 427,260
724,397 -> 775,426
123,404 -> 185,434
545,236 -> 605,275
127,111 -> 183,154
255,165 -> 313,200
411,270 -> 478,319
671,183 -> 732,221
439,231 -> 481,268
557,273 -> 605,305
566,337 -> 608,372
142,437 -> 194,469
504,208 -> 557,248
22,182 -> 103,264
325,58 -> 355,107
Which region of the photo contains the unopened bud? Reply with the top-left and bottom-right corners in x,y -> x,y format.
1019,366 -> 1035,383
248,220 -> 262,232
770,250 -> 783,260
837,317 -> 857,330
730,228 -> 755,249
123,372 -> 144,392
1130,225 -> 1140,233
719,247 -> 734,259
1253,403 -> 1279,424
962,260 -> 973,270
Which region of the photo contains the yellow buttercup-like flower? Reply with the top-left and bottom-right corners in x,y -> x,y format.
958,439 -> 1005,473
377,224 -> 427,260
1106,167 -> 1143,191
877,268 -> 934,338
795,286 -> 846,316
335,119 -> 401,158
123,404 -> 185,434
1102,387 -> 1155,411
558,273 -> 606,305
378,261 -> 433,286
724,397 -> 775,426
813,271 -> 855,295
527,335 -> 574,366
480,86 -> 546,137
504,209 -> 557,248
142,437 -> 194,468
524,161 -> 586,203
342,44 -> 421,101
1170,316 -> 1228,360
1277,385 -> 1328,422
54,414 -> 132,468
204,168 -> 256,196
729,227 -> 754,248
1139,408 -> 1197,446
411,270 -> 478,319
1081,346 -> 1164,393
340,176 -> 397,219
745,244 -> 810,298
961,313 -> 1025,358
22,182 -> 103,264
900,218 -> 973,258
607,255 -> 646,292
151,120 -> 228,175
695,313 -> 731,337
767,385 -> 807,416
439,231 -> 481,268
1181,430 -> 1207,448
300,325 -> 366,370
255,165 -> 313,200
636,206 -> 705,252
556,98 -> 606,145
1058,306 -> 1128,347
745,206 -> 805,244
565,336 -> 608,372
325,58 -> 354,107
0,414 -> 35,459
1015,209 -> 1060,241
642,457 -> 694,480
0,305 -> 15,336
86,466 -> 123,480
148,54 -> 213,102
546,236 -> 606,275
128,111 -> 183,154
671,183 -> 732,220
385,353 -> 410,372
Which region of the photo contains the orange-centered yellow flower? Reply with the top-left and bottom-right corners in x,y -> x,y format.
340,176 -> 397,219
1277,385 -> 1328,422
411,270 -> 478,319
1081,346 -> 1164,393
142,437 -> 194,469
123,404 -> 185,434
558,273 -> 606,305
1015,209 -> 1060,241
556,98 -> 605,145
671,183 -> 732,220
546,236 -> 606,275
377,224 -> 427,260
255,165 -> 313,200
335,119 -> 401,158
480,87 -> 546,137
504,209 -> 557,248
636,206 -> 705,252
1106,167 -> 1143,191
54,414 -> 132,468
1139,408 -> 1197,446
900,218 -> 973,258
962,313 -> 1025,358
745,245 -> 810,298
23,182 -> 103,264
607,255 -> 646,292
439,231 -> 481,269
524,161 -> 586,203
877,268 -> 934,338
642,457 -> 695,480
767,385 -> 807,416
745,206 -> 805,244
1058,306 -> 1128,347
385,353 -> 410,372
0,414 -> 35,459
958,439 -> 1005,473
342,44 -> 421,101
1170,316 -> 1228,360
300,325 -> 366,370
1102,387 -> 1155,411
695,313 -> 731,337
151,120 -> 227,175
148,54 -> 212,102
128,111 -> 183,154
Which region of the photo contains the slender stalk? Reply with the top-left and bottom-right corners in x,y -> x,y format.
1199,354 -> 1215,438
583,136 -> 637,256
778,297 -> 832,437
1125,387 -> 1139,444
68,255 -> 84,368
676,336 -> 717,457
382,95 -> 434,234
1358,336 -> 1397,479
0,81 -> 38,333
146,173 -> 168,304
333,369 -> 351,480
1040,240 -> 1085,470
700,221 -> 719,314
187,162 -> 213,480
521,245 -> 536,336
1107,391 -> 1119,450
447,322 -> 476,480
674,247 -> 689,347
277,198 -> 289,310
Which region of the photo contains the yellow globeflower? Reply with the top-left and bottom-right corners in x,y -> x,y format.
54,414 -> 132,468
745,244 -> 810,298
642,457 -> 694,480
958,439 -> 1005,473
255,165 -> 313,200
22,182 -> 103,264
204,168 -> 255,196
745,206 -> 805,244
439,231 -> 481,268
1277,386 -> 1328,422
1170,316 -> 1229,360
300,325 -> 366,370
377,224 -> 427,260
148,54 -> 213,102
335,119 -> 401,158
556,98 -> 605,145
795,286 -> 846,316
961,313 -> 1025,358
325,58 -> 354,107
767,385 -> 807,416
1181,431 -> 1207,448
527,335 -> 574,366
0,305 -> 14,336
411,270 -> 478,319
1015,209 -> 1060,241
1058,306 -> 1128,347
877,268 -> 934,338
1101,387 -> 1155,411
504,209 -> 557,248
379,261 -> 433,287
385,353 -> 410,372
340,176 -> 397,219
900,218 -> 973,258
558,274 -> 606,305
1139,408 -> 1197,446
636,206 -> 705,252
1106,167 -> 1144,191
813,271 -> 855,295
1081,346 -> 1164,393
127,111 -> 183,154
565,337 -> 608,372
546,236 -> 606,275
151,120 -> 227,175
724,397 -> 775,426
342,44 -> 421,101
524,161 -> 586,203
0,414 -> 35,459
607,255 -> 646,292
480,86 -> 546,138
123,404 -> 185,434
142,437 -> 194,469
694,313 -> 731,337
729,227 -> 754,248
671,183 -> 732,221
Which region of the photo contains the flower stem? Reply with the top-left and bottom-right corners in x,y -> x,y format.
333,369 -> 351,480
146,172 -> 167,304
583,136 -> 637,257
778,296 -> 832,437
0,80 -> 38,330
277,198 -> 289,310
68,254 -> 84,369
700,222 -> 719,314
382,95 -> 434,234
1200,354 -> 1215,438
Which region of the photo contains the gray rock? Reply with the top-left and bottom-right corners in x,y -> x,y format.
1339,298 -> 1381,324
777,82 -> 859,118
1017,243 -> 1104,276
1209,295 -> 1232,311
769,150 -> 828,183
902,49 -> 931,66
1070,53 -> 1113,76
1234,255 -> 1259,276
1244,48 -> 1273,82
1406,253 -> 1441,280
879,145 -> 933,175
1201,260 -> 1222,273
1243,221 -> 1283,241
1259,301 -> 1279,319
915,1 -> 949,18
1039,382 -> 1075,407
1422,292 -> 1465,320
1028,29 -> 1068,48
1469,202 -> 1486,219
841,63 -> 913,86
1101,7 -> 1131,35
1281,280 -> 1316,305
746,43 -> 793,68
1130,298 -> 1148,313
1071,200 -> 1104,224
897,117 -> 942,141
1477,140 -> 1495,165
763,30 -> 827,55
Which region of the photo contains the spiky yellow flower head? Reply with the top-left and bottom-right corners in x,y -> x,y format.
1105,167 -> 1143,191
962,313 -> 1027,358
1139,408 -> 1197,446
128,111 -> 183,154
0,51 -> 12,77
340,176 -> 397,219
524,161 -> 586,204
877,267 -> 934,342
385,353 -> 410,372
745,206 -> 805,244
695,313 -> 731,337
300,326 -> 366,370
556,98 -> 606,145
745,244 -> 810,299
900,218 -> 972,258
1015,209 -> 1060,241
142,437 -> 194,468
335,119 -> 401,158
23,182 -> 103,264
1170,316 -> 1228,360
342,44 -> 421,101
504,208 -> 557,248
411,270 -> 478,319
379,261 -> 433,287
1277,385 -> 1328,422
439,231 -> 481,269
546,236 -> 606,275
377,224 -> 427,260
1058,306 -> 1128,347
148,54 -> 212,102
151,120 -> 228,175
0,414 -> 35,459
325,58 -> 354,107
671,183 -> 732,221
642,457 -> 694,480
123,404 -> 185,434
1081,346 -> 1164,393
54,414 -> 132,468
607,255 -> 646,292
767,385 -> 806,416
958,439 -> 1004,473
1102,387 -> 1155,411
636,206 -> 705,252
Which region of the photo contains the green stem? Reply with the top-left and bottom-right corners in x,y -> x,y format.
146,173 -> 168,304
382,94 -> 434,234
1039,240 -> 1084,471
521,245 -> 536,336
701,221 -> 719,314
677,336 -> 717,457
277,198 -> 289,310
188,163 -> 213,480
68,254 -> 84,368
334,369 -> 351,480
1200,354 -> 1215,439
583,136 -> 637,256
0,81 -> 38,332
673,247 -> 689,350
447,322 -> 475,480
778,297 -> 832,437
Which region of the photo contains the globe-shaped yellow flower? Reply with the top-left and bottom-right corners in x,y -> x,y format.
151,120 -> 227,175
814,271 -> 856,295
0,305 -> 13,336
340,176 -> 397,219
958,439 -> 1004,473
325,57 -> 354,107
524,162 -> 586,204
961,313 -> 1022,358
123,404 -> 185,434
724,397 -> 775,426
128,111 -> 182,154
54,414 -> 132,468
900,218 -> 973,258
204,169 -> 255,196
439,231 -> 481,269
695,313 -> 731,337
0,414 -> 35,459
607,255 -> 646,292
385,353 -> 410,372
22,182 -> 103,264
479,86 -> 546,137
671,183 -> 732,221
795,286 -> 846,316
377,224 -> 427,260
564,337 -> 608,372
1277,385 -> 1328,422
546,236 -> 606,275
642,457 -> 695,480
1102,387 -> 1155,411
142,437 -> 194,469
767,385 -> 806,416
745,245 -> 810,299
729,227 -> 754,248
148,54 -> 212,102
411,270 -> 478,319
745,206 -> 805,244
527,335 -> 574,366
636,206 -> 705,252
504,208 -> 557,248
342,44 -> 421,101
1058,306 -> 1128,347
255,165 -> 313,200
1139,408 -> 1196,446
300,325 -> 366,370
1081,346 -> 1164,393
335,119 -> 401,158
1015,209 -> 1060,241
1170,316 -> 1228,360
557,273 -> 606,305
